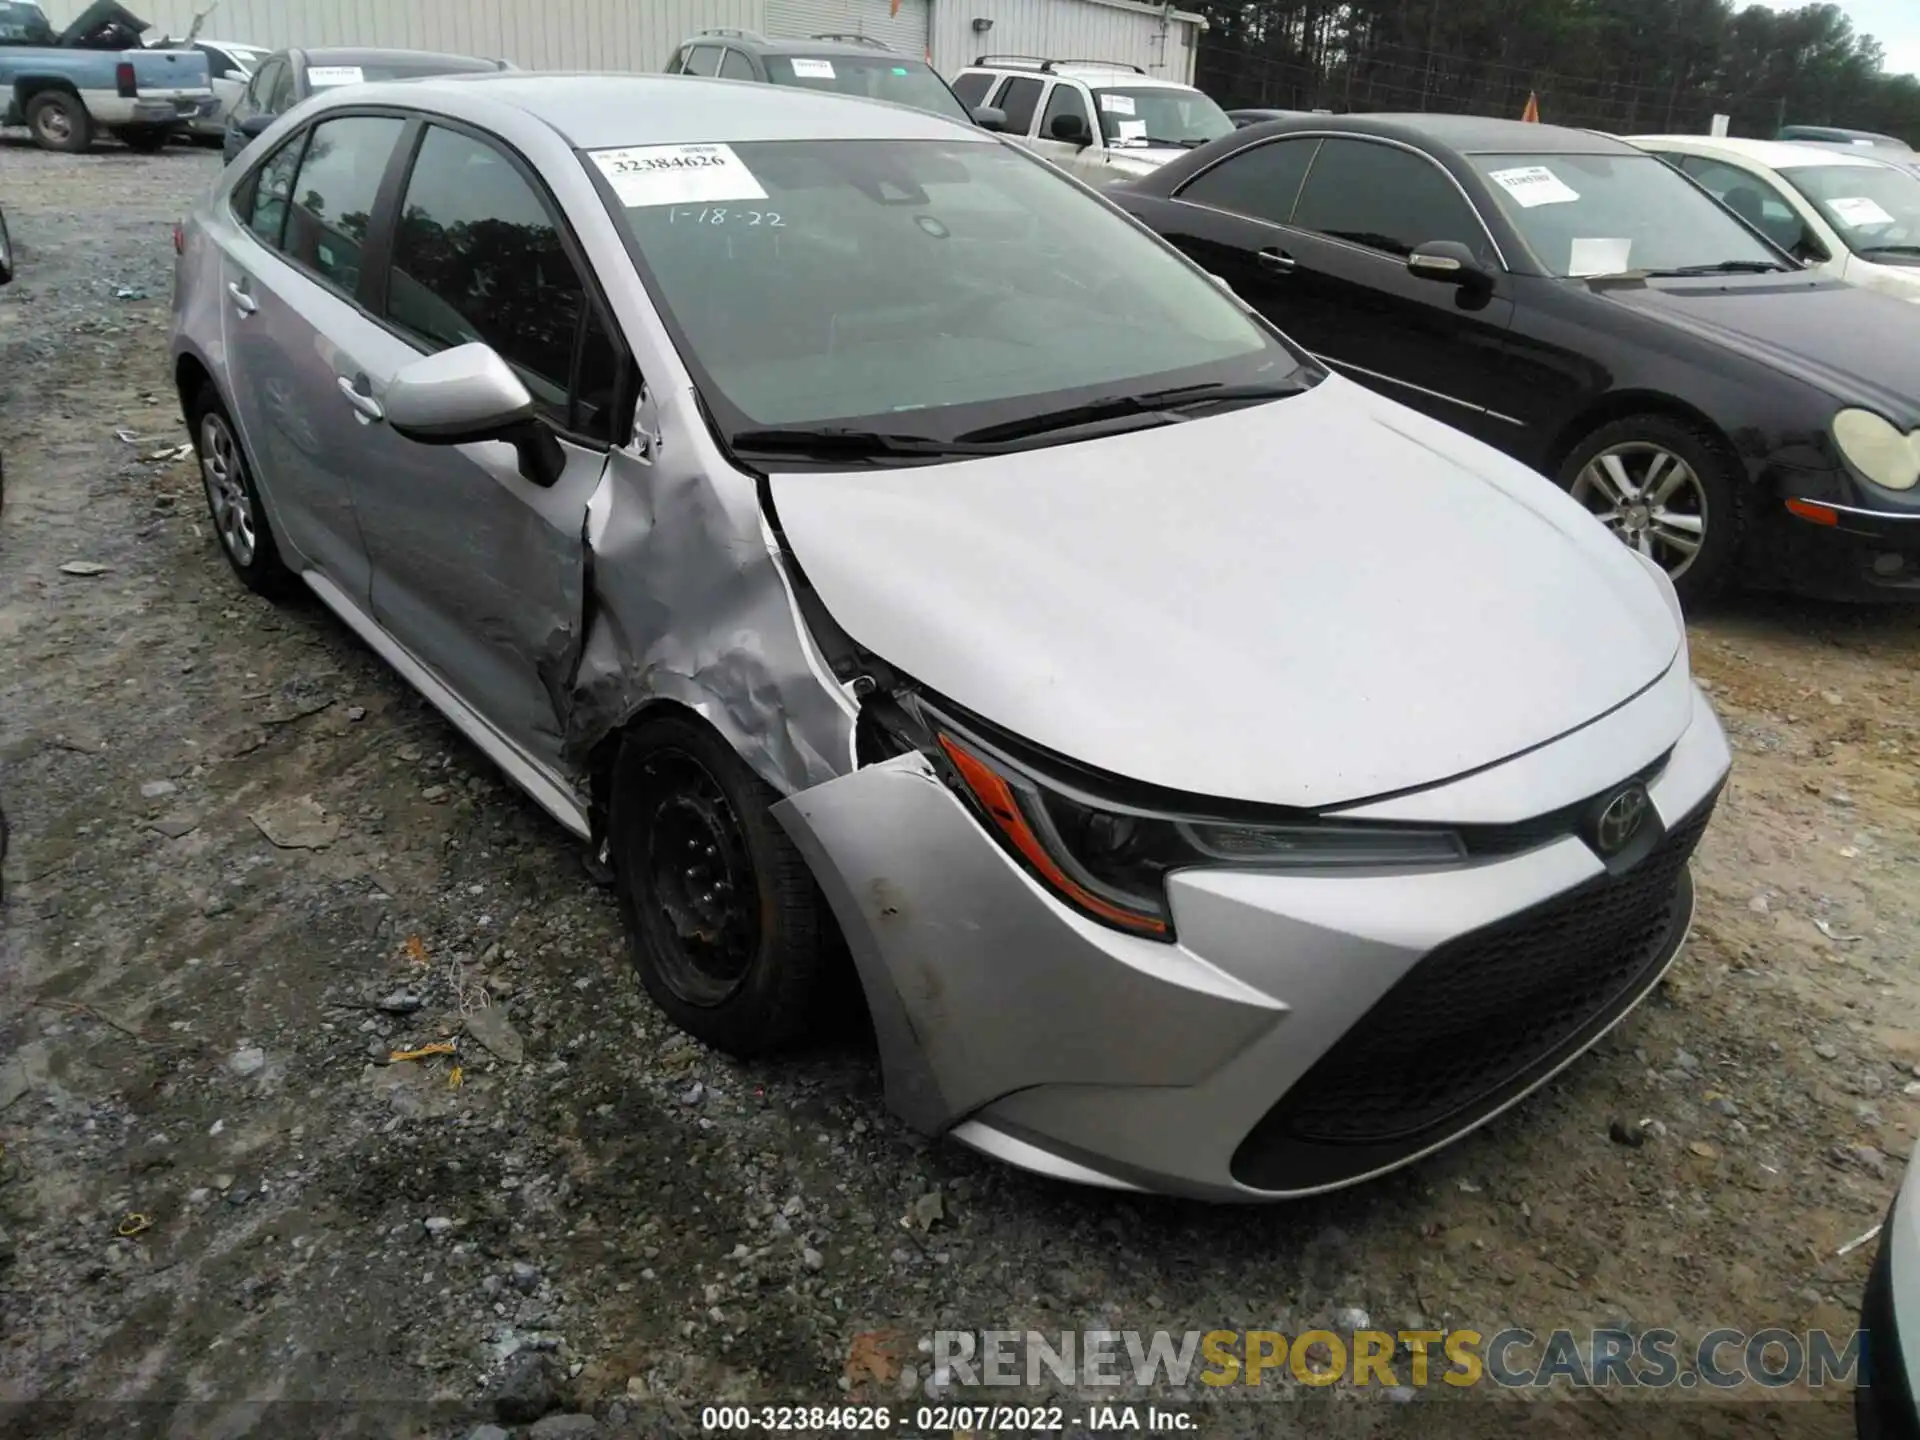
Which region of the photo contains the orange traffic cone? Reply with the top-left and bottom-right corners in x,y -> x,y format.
1521,92 -> 1541,123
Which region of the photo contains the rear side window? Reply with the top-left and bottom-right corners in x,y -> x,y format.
718,47 -> 755,80
238,130 -> 308,249
995,76 -> 1043,135
386,124 -> 616,439
1290,137 -> 1480,257
951,71 -> 992,106
282,114 -> 405,295
1178,137 -> 1319,225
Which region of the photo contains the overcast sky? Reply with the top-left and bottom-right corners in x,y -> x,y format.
1749,0 -> 1920,77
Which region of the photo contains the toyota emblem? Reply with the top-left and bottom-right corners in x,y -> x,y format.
1594,784 -> 1652,857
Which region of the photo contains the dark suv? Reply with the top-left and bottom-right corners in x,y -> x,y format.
664,28 -> 1003,129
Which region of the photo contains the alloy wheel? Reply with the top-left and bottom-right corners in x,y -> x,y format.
1570,442 -> 1708,580
199,413 -> 256,566
633,748 -> 758,1007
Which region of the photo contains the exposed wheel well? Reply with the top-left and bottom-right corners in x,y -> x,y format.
174,353 -> 214,417
1544,392 -> 1743,479
14,77 -> 80,108
584,697 -> 707,852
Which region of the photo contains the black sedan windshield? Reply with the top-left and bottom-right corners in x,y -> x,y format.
1471,151 -> 1787,276
765,54 -> 971,125
595,138 -> 1302,439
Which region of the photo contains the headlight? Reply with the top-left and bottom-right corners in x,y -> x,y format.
885,699 -> 1465,940
1833,408 -> 1920,491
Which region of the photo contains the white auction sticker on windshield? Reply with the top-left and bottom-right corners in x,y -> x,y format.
789,57 -> 835,78
1114,118 -> 1148,144
1488,165 -> 1581,208
306,65 -> 365,87
591,143 -> 768,207
1569,237 -> 1632,276
1828,195 -> 1896,227
1099,93 -> 1137,115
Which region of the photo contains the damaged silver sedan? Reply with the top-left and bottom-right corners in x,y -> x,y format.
171,72 -> 1732,1200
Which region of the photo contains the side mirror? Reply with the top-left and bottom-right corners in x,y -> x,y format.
1407,240 -> 1493,290
385,342 -> 565,488
1049,112 -> 1091,146
239,113 -> 274,138
971,104 -> 1007,132
0,209 -> 12,287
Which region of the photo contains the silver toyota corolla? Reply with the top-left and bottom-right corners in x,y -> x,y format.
171,72 -> 1731,1200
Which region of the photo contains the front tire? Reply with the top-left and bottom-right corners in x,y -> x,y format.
1558,413 -> 1745,606
26,92 -> 92,154
610,713 -> 829,1057
190,385 -> 294,597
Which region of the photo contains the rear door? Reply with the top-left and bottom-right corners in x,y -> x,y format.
989,74 -> 1043,149
218,111 -> 410,601
346,120 -> 632,768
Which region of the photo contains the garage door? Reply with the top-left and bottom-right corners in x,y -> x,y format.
766,0 -> 929,59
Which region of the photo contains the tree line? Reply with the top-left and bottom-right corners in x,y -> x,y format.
1191,1 -> 1920,143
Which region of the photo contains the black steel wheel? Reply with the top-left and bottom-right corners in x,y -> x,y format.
611,713 -> 828,1055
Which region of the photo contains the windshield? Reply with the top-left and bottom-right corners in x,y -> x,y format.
589,138 -> 1302,444
0,0 -> 54,43
1471,151 -> 1787,277
1781,163 -> 1920,261
766,53 -> 971,125
1093,85 -> 1233,148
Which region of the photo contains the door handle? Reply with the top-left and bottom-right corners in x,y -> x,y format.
226,280 -> 258,315
1256,248 -> 1297,274
336,374 -> 384,423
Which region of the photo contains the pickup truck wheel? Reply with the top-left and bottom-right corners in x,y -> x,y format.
26,92 -> 92,154
118,127 -> 170,153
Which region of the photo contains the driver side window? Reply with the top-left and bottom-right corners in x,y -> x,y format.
1039,81 -> 1090,143
1679,156 -> 1825,260
245,57 -> 282,111
1291,137 -> 1485,260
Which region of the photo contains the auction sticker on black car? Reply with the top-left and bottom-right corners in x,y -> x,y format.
1487,165 -> 1580,207
592,144 -> 769,207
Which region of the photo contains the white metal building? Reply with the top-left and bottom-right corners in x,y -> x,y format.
42,0 -> 1204,83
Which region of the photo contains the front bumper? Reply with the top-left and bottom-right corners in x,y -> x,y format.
1750,472 -> 1920,601
775,676 -> 1730,1200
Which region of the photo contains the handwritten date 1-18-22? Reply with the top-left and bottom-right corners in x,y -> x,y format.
668,206 -> 786,227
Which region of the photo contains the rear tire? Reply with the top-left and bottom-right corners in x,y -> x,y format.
26,92 -> 92,154
1557,413 -> 1745,607
118,127 -> 171,153
189,384 -> 295,598
610,713 -> 829,1057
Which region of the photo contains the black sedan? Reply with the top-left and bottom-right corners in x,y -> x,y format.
221,47 -> 508,162
1112,113 -> 1920,604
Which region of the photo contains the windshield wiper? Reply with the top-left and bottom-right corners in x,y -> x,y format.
728,426 -> 1000,461
1857,244 -> 1920,258
956,381 -> 1304,445
1645,260 -> 1790,276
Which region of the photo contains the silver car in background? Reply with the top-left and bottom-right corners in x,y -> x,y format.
171,73 -> 1730,1200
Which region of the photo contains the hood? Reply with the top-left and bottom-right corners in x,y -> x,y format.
1589,272 -> 1920,422
1104,146 -> 1186,176
772,377 -> 1683,810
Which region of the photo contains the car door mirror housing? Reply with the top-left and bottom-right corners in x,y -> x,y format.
1049,112 -> 1091,145
385,342 -> 565,488
972,104 -> 1007,132
239,113 -> 274,138
1408,240 -> 1493,289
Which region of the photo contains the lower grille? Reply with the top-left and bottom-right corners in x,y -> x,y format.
1231,795 -> 1716,1191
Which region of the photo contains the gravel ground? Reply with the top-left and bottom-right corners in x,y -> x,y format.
2,140 -> 1918,1440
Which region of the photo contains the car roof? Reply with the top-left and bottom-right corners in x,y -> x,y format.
200,38 -> 267,53
388,72 -> 990,148
681,32 -> 929,61
1780,124 -> 1906,146
1242,111 -> 1637,155
962,60 -> 1197,90
298,46 -> 500,71
1628,134 -> 1889,170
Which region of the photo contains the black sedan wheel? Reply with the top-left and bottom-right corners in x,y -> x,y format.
1560,414 -> 1744,605
611,713 -> 828,1056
